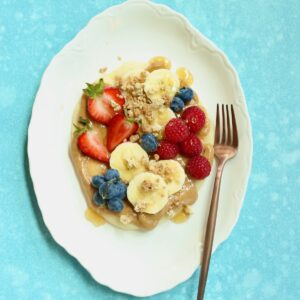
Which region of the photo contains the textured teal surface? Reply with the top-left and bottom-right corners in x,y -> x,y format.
0,0 -> 299,299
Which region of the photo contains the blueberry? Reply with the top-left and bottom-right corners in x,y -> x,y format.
104,169 -> 120,182
100,181 -> 127,200
170,96 -> 184,112
98,182 -> 109,199
107,198 -> 124,212
176,87 -> 194,103
140,133 -> 158,153
91,175 -> 105,188
92,191 -> 105,206
111,181 -> 127,199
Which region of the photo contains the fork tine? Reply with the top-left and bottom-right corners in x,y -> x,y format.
214,104 -> 220,144
231,105 -> 238,147
221,104 -> 226,144
226,105 -> 231,145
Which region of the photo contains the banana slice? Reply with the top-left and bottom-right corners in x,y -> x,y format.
102,61 -> 147,86
140,107 -> 175,133
148,160 -> 186,195
155,107 -> 175,128
144,69 -> 180,106
127,172 -> 169,214
110,142 -> 149,182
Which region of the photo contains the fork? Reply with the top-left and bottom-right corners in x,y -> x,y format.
197,104 -> 239,300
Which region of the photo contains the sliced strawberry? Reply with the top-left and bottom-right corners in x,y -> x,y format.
103,87 -> 125,106
87,87 -> 125,124
87,94 -> 115,125
77,131 -> 109,163
107,113 -> 139,152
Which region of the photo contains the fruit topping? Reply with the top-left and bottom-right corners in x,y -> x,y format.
77,131 -> 109,163
127,172 -> 169,214
139,107 -> 175,134
144,69 -> 180,106
74,117 -> 109,163
102,86 -> 125,107
100,181 -> 127,200
170,96 -> 184,113
106,113 -> 139,152
148,160 -> 185,194
107,198 -> 124,212
104,169 -> 120,182
156,140 -> 179,159
176,87 -> 194,103
164,118 -> 189,143
91,169 -> 127,212
181,106 -> 206,133
186,155 -> 211,180
84,79 -> 124,125
91,175 -> 105,188
109,142 -> 149,182
180,134 -> 203,157
87,96 -> 115,125
93,192 -> 105,206
140,133 -> 158,153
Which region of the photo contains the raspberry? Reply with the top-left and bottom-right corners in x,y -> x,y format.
186,155 -> 211,180
156,140 -> 179,159
164,118 -> 189,143
180,134 -> 203,157
181,106 -> 206,133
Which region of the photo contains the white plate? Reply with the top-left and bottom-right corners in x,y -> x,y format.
28,0 -> 252,297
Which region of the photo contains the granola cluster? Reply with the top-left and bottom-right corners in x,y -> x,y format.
119,71 -> 151,120
115,70 -> 169,134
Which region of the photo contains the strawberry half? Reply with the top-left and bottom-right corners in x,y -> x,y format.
87,95 -> 115,125
103,87 -> 125,106
77,131 -> 109,163
107,113 -> 139,152
84,79 -> 124,125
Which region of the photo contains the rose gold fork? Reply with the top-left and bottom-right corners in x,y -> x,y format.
197,104 -> 239,300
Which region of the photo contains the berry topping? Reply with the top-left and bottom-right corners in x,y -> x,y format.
170,96 -> 184,113
94,169 -> 128,212
164,118 -> 189,143
84,79 -> 117,125
181,106 -> 206,133
102,86 -> 125,106
91,175 -> 105,188
156,140 -> 179,159
77,131 -> 109,163
186,155 -> 211,180
140,133 -> 158,153
107,198 -> 124,212
92,191 -> 105,206
100,181 -> 127,200
107,113 -> 139,152
180,134 -> 203,157
87,96 -> 115,125
104,169 -> 120,182
176,87 -> 194,103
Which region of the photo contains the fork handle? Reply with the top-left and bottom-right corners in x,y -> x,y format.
197,162 -> 225,300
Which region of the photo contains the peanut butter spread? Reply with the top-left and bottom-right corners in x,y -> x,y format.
70,58 -> 214,230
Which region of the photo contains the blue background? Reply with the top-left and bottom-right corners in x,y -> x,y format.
0,0 -> 299,299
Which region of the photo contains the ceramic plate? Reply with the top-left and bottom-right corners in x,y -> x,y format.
28,0 -> 252,297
